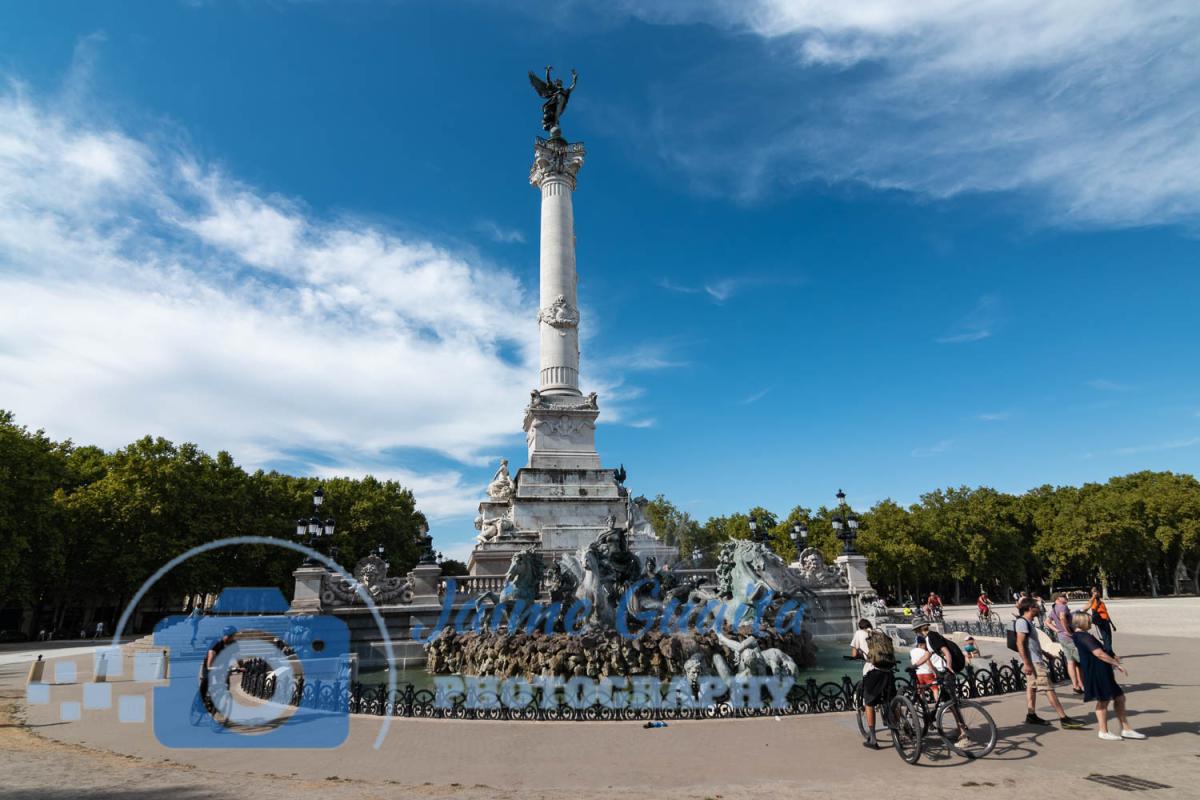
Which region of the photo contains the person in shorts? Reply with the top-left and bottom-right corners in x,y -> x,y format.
963,636 -> 979,664
1047,593 -> 1084,692
910,635 -> 943,699
850,619 -> 895,750
1015,598 -> 1085,729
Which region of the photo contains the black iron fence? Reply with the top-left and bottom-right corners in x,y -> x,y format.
238,652 -> 1065,722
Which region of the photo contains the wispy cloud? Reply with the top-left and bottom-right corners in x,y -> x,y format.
603,1 -> 1200,228
977,412 -> 1010,422
1088,379 -> 1135,392
627,418 -> 657,429
1113,437 -> 1200,456
936,296 -> 999,344
474,219 -> 525,244
740,387 -> 771,405
658,274 -> 801,304
613,342 -> 689,370
912,439 -> 954,458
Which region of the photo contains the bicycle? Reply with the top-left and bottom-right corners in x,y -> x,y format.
911,672 -> 998,761
977,608 -> 1000,625
853,674 -> 924,765
855,670 -> 997,765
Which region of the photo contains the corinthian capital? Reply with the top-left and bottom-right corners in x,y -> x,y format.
530,137 -> 586,190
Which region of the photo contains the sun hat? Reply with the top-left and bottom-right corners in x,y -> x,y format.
910,619 -> 931,631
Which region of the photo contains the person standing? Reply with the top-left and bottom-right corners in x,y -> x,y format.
1015,598 -> 1085,729
1070,611 -> 1145,741
1033,594 -> 1048,629
1087,587 -> 1116,654
1046,593 -> 1084,693
850,619 -> 895,750
93,620 -> 104,640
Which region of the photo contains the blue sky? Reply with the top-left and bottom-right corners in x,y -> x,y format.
1,1 -> 1197,563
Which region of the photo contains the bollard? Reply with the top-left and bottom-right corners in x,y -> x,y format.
161,649 -> 170,680
95,652 -> 108,683
26,654 -> 45,685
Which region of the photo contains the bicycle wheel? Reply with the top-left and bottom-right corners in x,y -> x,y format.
888,696 -> 923,765
938,699 -> 997,759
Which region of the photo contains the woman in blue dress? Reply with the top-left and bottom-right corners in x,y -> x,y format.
1070,611 -> 1146,741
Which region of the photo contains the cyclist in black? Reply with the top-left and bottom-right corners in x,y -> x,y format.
911,620 -> 969,744
200,625 -> 237,709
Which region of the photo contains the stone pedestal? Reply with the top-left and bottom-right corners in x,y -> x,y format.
836,554 -> 872,593
408,562 -> 443,601
289,565 -> 326,614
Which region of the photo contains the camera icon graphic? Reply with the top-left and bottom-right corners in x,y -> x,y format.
153,588 -> 351,749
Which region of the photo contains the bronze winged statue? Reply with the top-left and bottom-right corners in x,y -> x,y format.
528,65 -> 577,136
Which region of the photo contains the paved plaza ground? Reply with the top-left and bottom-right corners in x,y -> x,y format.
2,597 -> 1198,800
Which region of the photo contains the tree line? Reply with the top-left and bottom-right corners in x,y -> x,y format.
0,411 -> 428,636
642,471 -> 1200,603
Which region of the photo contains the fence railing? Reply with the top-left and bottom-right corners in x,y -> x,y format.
238,652 -> 1065,723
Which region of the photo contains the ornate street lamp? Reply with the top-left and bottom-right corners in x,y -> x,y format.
790,521 -> 808,550
831,488 -> 859,555
748,516 -> 770,546
295,487 -> 335,565
691,547 -> 702,566
417,521 -> 437,565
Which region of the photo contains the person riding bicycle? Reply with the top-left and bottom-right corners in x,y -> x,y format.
922,592 -> 943,619
977,592 -> 993,619
850,619 -> 897,750
911,620 -> 970,745
200,625 -> 238,711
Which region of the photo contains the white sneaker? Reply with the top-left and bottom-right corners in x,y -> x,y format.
1121,729 -> 1147,740
1098,731 -> 1122,741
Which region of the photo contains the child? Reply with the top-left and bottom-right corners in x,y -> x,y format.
963,636 -> 979,663
910,635 -> 944,700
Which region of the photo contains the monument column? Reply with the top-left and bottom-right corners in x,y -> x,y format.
530,137 -> 586,396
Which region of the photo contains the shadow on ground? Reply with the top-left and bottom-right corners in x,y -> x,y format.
0,789 -> 236,800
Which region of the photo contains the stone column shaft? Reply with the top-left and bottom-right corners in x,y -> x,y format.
530,138 -> 585,395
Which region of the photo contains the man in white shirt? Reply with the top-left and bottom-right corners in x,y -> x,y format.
850,619 -> 895,749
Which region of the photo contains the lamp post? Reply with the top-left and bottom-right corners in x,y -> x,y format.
691,547 -> 703,567
831,488 -> 859,555
294,487 -> 336,565
417,521 -> 437,565
789,521 -> 808,557
748,516 -> 770,546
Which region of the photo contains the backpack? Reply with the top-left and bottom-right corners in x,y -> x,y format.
1006,618 -> 1020,653
865,629 -> 896,669
927,631 -> 966,672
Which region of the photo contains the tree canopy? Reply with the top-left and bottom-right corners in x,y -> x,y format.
0,412 -> 427,634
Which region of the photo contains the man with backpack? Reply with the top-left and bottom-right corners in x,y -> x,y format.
1012,597 -> 1086,729
850,618 -> 896,750
911,619 -> 970,744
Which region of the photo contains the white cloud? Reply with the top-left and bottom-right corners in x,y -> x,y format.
977,412 -> 1010,422
936,296 -> 998,344
911,439 -> 954,458
1113,436 -> 1200,456
740,387 -> 771,405
474,219 -> 526,244
607,0 -> 1200,227
0,86 -> 543,520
